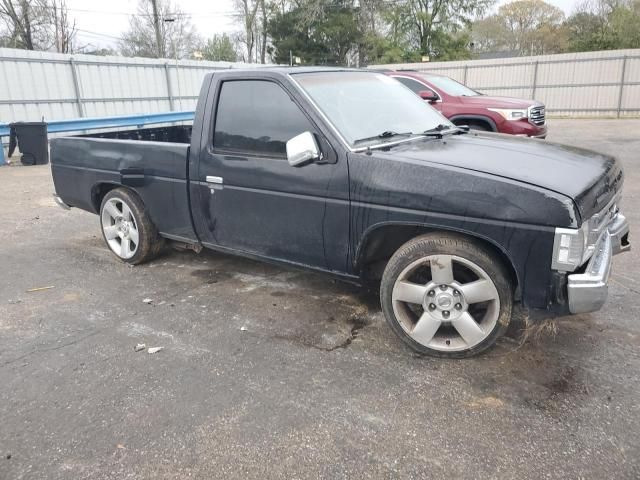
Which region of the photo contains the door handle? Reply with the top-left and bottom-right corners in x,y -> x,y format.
206,176 -> 223,185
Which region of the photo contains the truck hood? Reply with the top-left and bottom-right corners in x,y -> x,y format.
375,132 -> 622,221
460,95 -> 540,108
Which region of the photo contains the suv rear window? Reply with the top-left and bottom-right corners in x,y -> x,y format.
213,80 -> 313,157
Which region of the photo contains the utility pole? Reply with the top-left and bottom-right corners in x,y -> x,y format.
164,18 -> 180,107
151,0 -> 164,58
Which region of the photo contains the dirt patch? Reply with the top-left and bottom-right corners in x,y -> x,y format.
466,396 -> 505,409
190,269 -> 234,284
545,366 -> 589,396
273,314 -> 371,352
522,364 -> 591,413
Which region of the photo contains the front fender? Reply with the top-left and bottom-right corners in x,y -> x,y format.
354,221 -> 522,294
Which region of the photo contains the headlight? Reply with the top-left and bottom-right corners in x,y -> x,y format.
552,222 -> 590,272
488,108 -> 528,121
553,199 -> 620,271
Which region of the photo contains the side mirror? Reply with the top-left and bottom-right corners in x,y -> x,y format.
286,131 -> 321,167
418,89 -> 438,102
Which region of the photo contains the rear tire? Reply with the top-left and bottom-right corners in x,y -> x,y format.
99,188 -> 164,265
380,232 -> 513,358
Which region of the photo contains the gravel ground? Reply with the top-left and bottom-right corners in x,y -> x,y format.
1,119 -> 639,479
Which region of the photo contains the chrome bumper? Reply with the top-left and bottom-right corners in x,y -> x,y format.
567,213 -> 630,314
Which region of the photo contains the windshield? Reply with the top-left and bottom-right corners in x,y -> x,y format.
293,71 -> 453,148
422,75 -> 480,97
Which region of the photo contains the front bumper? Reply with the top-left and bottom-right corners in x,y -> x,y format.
567,212 -> 630,314
499,116 -> 547,138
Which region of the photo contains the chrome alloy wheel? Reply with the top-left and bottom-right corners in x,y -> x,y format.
101,198 -> 140,259
391,254 -> 500,352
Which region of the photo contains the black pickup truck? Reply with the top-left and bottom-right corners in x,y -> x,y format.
50,67 -> 630,358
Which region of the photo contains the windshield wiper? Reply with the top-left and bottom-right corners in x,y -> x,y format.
353,131 -> 415,145
353,125 -> 467,149
422,124 -> 468,136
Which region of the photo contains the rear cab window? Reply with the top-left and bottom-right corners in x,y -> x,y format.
213,80 -> 314,158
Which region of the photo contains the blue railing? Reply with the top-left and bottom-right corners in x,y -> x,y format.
0,110 -> 195,165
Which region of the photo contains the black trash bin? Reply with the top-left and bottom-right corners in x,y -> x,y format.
8,122 -> 49,165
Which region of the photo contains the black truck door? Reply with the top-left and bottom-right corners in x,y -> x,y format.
191,78 -> 350,273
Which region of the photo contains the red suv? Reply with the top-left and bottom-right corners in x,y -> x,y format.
387,71 -> 547,138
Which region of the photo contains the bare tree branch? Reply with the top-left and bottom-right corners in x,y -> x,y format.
119,0 -> 201,59
46,0 -> 76,53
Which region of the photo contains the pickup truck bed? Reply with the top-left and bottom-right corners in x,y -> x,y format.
78,125 -> 192,143
52,125 -> 196,242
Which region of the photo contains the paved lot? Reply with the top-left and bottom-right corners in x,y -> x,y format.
1,119 -> 639,479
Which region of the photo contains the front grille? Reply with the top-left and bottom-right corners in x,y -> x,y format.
529,105 -> 545,126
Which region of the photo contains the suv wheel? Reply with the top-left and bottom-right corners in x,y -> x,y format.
380,233 -> 513,358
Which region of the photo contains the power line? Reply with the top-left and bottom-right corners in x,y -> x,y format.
39,5 -> 239,19
75,28 -> 125,42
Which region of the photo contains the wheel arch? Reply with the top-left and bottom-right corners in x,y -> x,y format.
91,182 -> 141,214
354,222 -> 520,299
449,115 -> 497,132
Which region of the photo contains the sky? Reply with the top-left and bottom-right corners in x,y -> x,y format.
68,0 -> 237,50
68,0 -> 581,52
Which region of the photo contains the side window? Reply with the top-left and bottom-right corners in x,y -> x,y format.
395,76 -> 429,95
213,80 -> 314,157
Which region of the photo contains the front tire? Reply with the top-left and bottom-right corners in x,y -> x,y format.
380,233 -> 513,358
100,188 -> 163,264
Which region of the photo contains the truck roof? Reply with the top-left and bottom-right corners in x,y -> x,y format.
218,66 -> 366,75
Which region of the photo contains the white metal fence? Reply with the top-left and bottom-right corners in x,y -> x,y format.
370,48 -> 640,117
2,47 -> 640,122
0,48 -> 264,123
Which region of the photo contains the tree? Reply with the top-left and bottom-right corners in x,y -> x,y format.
81,47 -> 117,56
608,0 -> 640,48
258,0 -> 268,63
565,0 -> 640,52
403,0 -> 493,59
498,0 -> 567,55
0,0 -> 48,50
201,33 -> 238,62
472,14 -> 509,52
361,0 -> 422,64
268,1 -> 362,66
234,0 -> 261,63
119,0 -> 200,59
430,28 -> 474,60
47,0 -> 76,53
472,0 -> 567,55
264,0 -> 487,65
565,10 -> 611,51
0,0 -> 77,52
